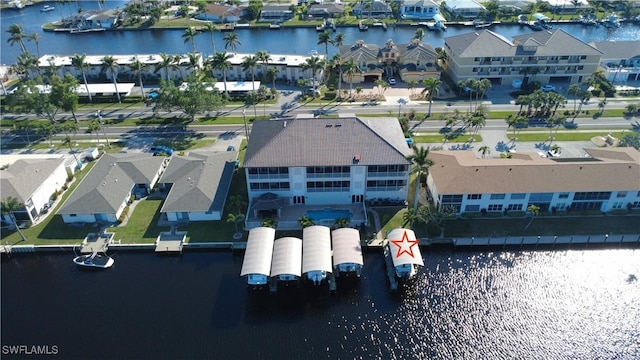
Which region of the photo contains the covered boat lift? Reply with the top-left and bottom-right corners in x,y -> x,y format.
331,228 -> 364,277
302,226 -> 333,285
386,228 -> 424,279
240,227 -> 276,286
270,237 -> 302,283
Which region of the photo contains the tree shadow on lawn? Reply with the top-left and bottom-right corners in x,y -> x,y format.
37,215 -> 96,241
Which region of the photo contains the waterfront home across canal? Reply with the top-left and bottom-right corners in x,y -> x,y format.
240,227 -> 276,286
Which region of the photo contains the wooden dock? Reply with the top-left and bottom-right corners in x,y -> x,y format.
155,230 -> 186,254
80,232 -> 114,254
382,241 -> 398,292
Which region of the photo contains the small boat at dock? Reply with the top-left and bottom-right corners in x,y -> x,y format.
73,252 -> 114,269
358,21 -> 368,31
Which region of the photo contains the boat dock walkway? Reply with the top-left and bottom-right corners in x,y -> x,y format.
382,241 -> 398,292
155,229 -> 187,253
80,232 -> 114,254
453,234 -> 640,247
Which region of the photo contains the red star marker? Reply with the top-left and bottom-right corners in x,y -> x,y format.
391,231 -> 418,258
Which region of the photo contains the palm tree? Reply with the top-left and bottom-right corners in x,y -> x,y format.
343,58 -> 358,98
227,213 -> 245,234
129,57 -> 148,99
1,196 -> 27,241
62,135 -> 81,167
203,22 -> 218,54
333,33 -> 345,96
27,33 -> 42,58
266,67 -> 278,91
407,145 -> 434,211
182,27 -> 199,53
241,55 -> 258,90
303,56 -> 325,89
524,204 -> 540,229
209,51 -> 232,95
478,145 -> 491,158
6,23 -> 27,54
101,55 -> 121,103
402,208 -> 419,228
317,30 -> 332,59
298,216 -> 315,228
155,53 -> 178,82
71,53 -> 93,103
334,218 -> 350,229
421,78 -> 441,116
223,32 -> 241,53
413,28 -> 425,41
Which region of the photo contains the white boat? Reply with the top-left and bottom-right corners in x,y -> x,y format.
73,252 -> 114,269
41,5 -> 55,12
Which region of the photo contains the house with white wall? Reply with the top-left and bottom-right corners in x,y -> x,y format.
426,148 -> 640,215
159,151 -> 237,222
58,154 -> 166,224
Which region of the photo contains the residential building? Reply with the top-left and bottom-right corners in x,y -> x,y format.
158,151 -> 236,222
426,148 -> 640,215
1,155 -> 75,225
243,115 -> 411,229
400,0 -> 441,20
259,4 -> 294,22
308,3 -> 346,18
195,3 -> 245,23
353,0 -> 393,18
340,39 -> 440,83
444,0 -> 486,19
442,29 -> 603,86
58,154 -> 166,224
590,40 -> 640,83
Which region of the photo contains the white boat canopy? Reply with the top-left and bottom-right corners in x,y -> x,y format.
270,237 -> 302,278
240,227 -> 276,277
302,226 -> 333,274
533,13 -> 550,21
386,228 -> 424,267
331,228 -> 364,267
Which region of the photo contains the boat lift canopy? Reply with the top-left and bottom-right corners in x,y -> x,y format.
386,228 -> 424,267
240,227 -> 276,277
270,237 -> 302,278
533,13 -> 550,21
331,228 -> 363,267
302,226 -> 333,274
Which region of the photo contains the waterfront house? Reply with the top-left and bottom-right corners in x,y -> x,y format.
158,151 -> 236,222
400,0 -> 441,20
352,0 -> 393,19
590,40 -> 640,83
196,3 -> 245,23
442,29 -> 603,87
426,148 -> 640,215
243,114 -> 411,229
58,154 -> 166,224
444,0 -> 487,19
1,155 -> 75,226
339,39 -> 440,83
308,3 -> 346,18
61,9 -> 121,31
259,4 -> 294,22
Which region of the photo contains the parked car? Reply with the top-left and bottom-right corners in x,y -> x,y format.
150,146 -> 173,156
226,146 -> 235,152
541,85 -> 556,92
388,78 -> 396,85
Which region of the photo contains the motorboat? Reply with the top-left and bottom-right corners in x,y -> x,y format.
358,21 -> 368,31
73,252 -> 114,269
41,5 -> 55,12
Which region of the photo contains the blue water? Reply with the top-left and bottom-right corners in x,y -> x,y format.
2,249 -> 639,359
306,209 -> 351,222
2,2 -> 639,65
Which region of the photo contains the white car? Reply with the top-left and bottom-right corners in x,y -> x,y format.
541,84 -> 556,92
388,78 -> 396,85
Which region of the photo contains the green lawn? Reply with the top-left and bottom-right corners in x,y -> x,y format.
107,199 -> 169,243
413,134 -> 482,143
508,131 -> 626,142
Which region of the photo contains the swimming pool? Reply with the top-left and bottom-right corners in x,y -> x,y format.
306,209 -> 351,222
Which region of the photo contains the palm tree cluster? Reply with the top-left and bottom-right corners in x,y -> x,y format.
457,78 -> 492,113
515,89 -> 567,118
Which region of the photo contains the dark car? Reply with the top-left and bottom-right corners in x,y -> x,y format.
226,146 -> 235,152
150,146 -> 173,156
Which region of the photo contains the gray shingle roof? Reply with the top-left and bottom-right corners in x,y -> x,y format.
340,41 -> 380,63
0,158 -> 66,203
446,29 -> 602,58
160,151 -> 236,213
399,40 -> 438,63
58,153 -> 165,215
590,41 -> 640,61
244,116 -> 410,168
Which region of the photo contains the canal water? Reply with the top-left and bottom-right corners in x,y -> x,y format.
2,248 -> 639,359
1,1 -> 639,65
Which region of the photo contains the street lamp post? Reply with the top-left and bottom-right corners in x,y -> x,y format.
242,108 -> 249,141
397,98 -> 407,119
